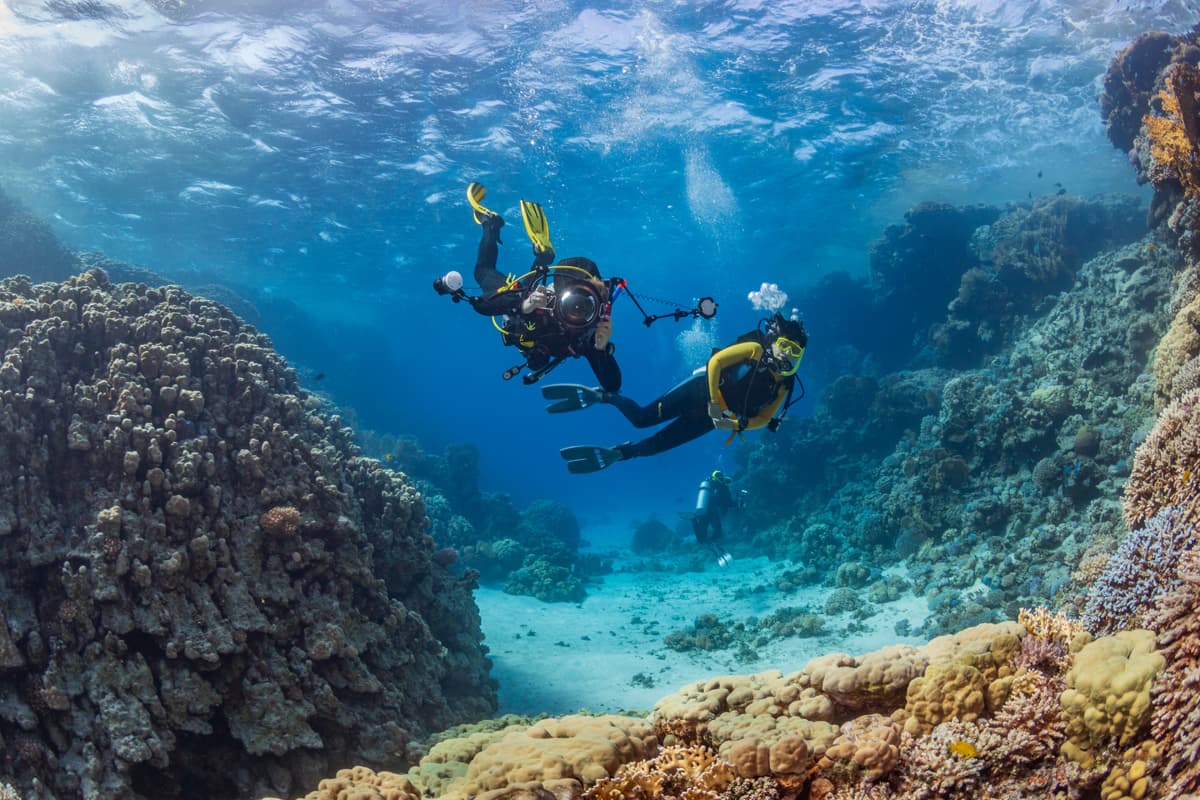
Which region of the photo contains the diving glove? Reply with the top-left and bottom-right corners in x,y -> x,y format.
520,285 -> 554,314
708,402 -> 738,431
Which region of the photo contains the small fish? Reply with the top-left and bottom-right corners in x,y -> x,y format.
948,740 -> 978,759
1037,170 -> 1043,178
1147,243 -> 1158,251
1056,188 -> 1067,195
385,454 -> 394,461
314,372 -> 325,381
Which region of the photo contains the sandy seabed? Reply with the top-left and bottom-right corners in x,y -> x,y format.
477,520 -> 931,716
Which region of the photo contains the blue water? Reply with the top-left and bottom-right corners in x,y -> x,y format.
0,0 -> 1193,518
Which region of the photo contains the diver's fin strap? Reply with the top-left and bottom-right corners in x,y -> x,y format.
560,445 -> 622,474
541,383 -> 604,413
519,199 -> 555,256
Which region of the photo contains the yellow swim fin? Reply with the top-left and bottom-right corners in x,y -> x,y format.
467,181 -> 494,224
519,199 -> 554,256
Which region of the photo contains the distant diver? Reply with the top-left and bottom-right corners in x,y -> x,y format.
679,470 -> 747,567
432,182 -> 620,388
545,311 -> 807,474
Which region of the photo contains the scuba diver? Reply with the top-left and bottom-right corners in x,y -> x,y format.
681,470 -> 748,567
432,182 -> 621,390
542,310 -> 807,474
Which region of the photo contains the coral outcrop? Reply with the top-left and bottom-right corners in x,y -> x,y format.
0,272 -> 494,799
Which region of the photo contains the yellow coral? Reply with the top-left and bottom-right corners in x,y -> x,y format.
1144,63 -> 1200,195
296,766 -> 420,800
441,714 -> 657,799
1059,631 -> 1165,769
1099,741 -> 1158,800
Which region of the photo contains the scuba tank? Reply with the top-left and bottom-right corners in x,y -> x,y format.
695,478 -> 715,515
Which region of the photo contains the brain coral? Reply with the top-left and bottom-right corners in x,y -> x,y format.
0,272 -> 493,799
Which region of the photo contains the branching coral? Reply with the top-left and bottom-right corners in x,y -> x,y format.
582,745 -> 735,800
1146,551 -> 1200,796
1081,507 -> 1191,634
1123,387 -> 1200,531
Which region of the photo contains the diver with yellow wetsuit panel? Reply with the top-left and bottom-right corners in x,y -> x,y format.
542,311 -> 806,473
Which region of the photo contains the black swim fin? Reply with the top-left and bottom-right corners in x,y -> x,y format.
541,383 -> 607,413
560,444 -> 625,474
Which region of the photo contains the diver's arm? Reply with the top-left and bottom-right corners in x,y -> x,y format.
741,382 -> 788,431
469,290 -> 523,317
585,343 -> 621,393
705,342 -> 762,413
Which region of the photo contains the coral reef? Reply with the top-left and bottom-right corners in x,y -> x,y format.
271,24 -> 1200,800
0,188 -> 78,284
0,272 -> 493,798
359,431 -> 600,601
739,228 -> 1174,636
320,612 -> 1164,800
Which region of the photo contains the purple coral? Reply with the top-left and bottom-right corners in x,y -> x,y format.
1081,506 -> 1189,634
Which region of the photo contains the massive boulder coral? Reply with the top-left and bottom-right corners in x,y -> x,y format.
335,616 -> 1160,800
0,272 -> 494,799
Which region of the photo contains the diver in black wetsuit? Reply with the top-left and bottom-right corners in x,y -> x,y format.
433,182 -> 621,391
541,311 -> 807,474
686,470 -> 746,567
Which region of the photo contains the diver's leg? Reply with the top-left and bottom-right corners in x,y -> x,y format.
473,215 -> 507,292
710,513 -> 724,542
606,373 -> 705,429
618,413 -> 712,460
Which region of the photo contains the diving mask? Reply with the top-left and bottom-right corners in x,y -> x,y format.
770,336 -> 804,376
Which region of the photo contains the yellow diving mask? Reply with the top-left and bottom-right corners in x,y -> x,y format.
770,336 -> 804,376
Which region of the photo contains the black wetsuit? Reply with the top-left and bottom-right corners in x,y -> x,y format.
469,216 -> 621,392
692,478 -> 733,544
607,372 -> 711,459
610,356 -> 790,460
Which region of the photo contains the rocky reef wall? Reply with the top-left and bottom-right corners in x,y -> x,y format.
0,272 -> 494,799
